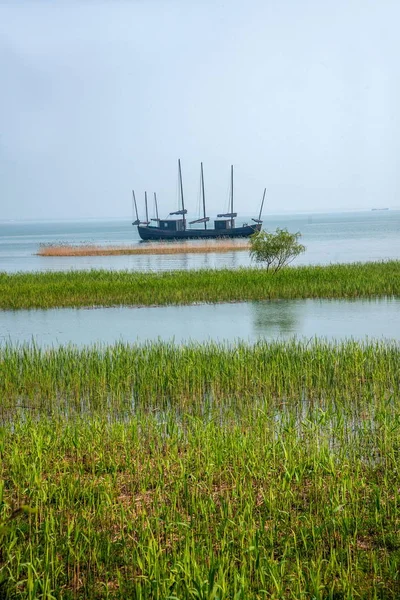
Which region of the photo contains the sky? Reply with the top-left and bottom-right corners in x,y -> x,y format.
0,0 -> 399,221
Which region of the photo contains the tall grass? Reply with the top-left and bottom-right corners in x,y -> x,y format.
1,340 -> 400,598
1,339 -> 398,416
1,260 -> 399,309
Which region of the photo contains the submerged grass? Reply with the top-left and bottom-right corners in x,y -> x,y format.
1,339 -> 399,415
1,340 -> 400,597
1,260 -> 399,309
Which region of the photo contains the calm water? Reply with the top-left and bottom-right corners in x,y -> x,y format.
1,210 -> 399,272
1,298 -> 398,347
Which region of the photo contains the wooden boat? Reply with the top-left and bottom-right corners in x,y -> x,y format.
132,160 -> 265,241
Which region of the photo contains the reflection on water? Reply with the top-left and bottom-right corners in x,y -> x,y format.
0,298 -> 399,347
252,300 -> 299,334
253,298 -> 400,341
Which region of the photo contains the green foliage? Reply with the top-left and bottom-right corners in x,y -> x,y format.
0,261 -> 399,309
1,340 -> 400,597
250,227 -> 306,271
1,339 -> 399,414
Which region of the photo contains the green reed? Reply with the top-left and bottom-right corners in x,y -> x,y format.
0,260 -> 399,309
1,406 -> 400,597
1,339 -> 399,416
1,340 -> 400,598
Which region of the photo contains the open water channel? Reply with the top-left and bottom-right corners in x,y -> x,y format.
1,298 -> 398,347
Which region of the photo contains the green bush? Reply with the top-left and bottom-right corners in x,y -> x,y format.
250,227 -> 306,271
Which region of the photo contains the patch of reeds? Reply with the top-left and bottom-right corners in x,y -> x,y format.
0,339 -> 398,415
1,260 -> 399,309
1,339 -> 400,598
38,240 -> 250,256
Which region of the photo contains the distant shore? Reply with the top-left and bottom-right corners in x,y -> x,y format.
37,240 -> 250,257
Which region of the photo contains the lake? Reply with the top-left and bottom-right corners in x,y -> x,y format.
1,210 -> 399,273
1,298 -> 399,347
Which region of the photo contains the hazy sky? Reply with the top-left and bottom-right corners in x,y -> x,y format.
1,0 -> 399,220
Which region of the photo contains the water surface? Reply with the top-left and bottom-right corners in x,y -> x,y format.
1,298 -> 398,347
1,210 -> 399,272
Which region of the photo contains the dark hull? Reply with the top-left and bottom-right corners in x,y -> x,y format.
137,223 -> 261,241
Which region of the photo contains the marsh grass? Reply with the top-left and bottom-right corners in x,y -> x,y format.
1,260 -> 399,309
1,340 -> 400,597
38,240 -> 250,256
1,339 -> 399,416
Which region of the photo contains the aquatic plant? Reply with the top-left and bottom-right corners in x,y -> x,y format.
37,240 -> 250,256
0,260 -> 399,309
0,339 -> 400,597
1,339 -> 399,416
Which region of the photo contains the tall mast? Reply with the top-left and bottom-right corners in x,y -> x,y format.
230,165 -> 234,228
144,191 -> 149,224
154,192 -> 159,221
132,190 -> 140,225
258,188 -> 266,222
201,162 -> 207,230
178,159 -> 186,230
252,188 -> 266,225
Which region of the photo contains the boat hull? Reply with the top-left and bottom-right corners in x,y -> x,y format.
137,223 -> 261,241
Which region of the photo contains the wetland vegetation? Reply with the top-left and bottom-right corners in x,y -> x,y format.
1,257 -> 399,597
1,260 -> 399,310
1,340 -> 400,598
37,240 -> 250,257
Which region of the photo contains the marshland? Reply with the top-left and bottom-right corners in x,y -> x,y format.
1,215 -> 400,598
1,261 -> 400,310
1,340 -> 400,598
2,0 -> 400,594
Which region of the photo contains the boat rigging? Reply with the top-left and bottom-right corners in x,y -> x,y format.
133,160 -> 265,241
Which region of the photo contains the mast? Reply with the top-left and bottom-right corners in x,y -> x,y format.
230,165 -> 234,228
188,163 -> 210,227
144,191 -> 149,224
178,158 -> 186,230
258,188 -> 266,222
132,190 -> 140,225
252,188 -> 266,224
201,162 -> 207,230
217,166 -> 237,218
154,192 -> 159,221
